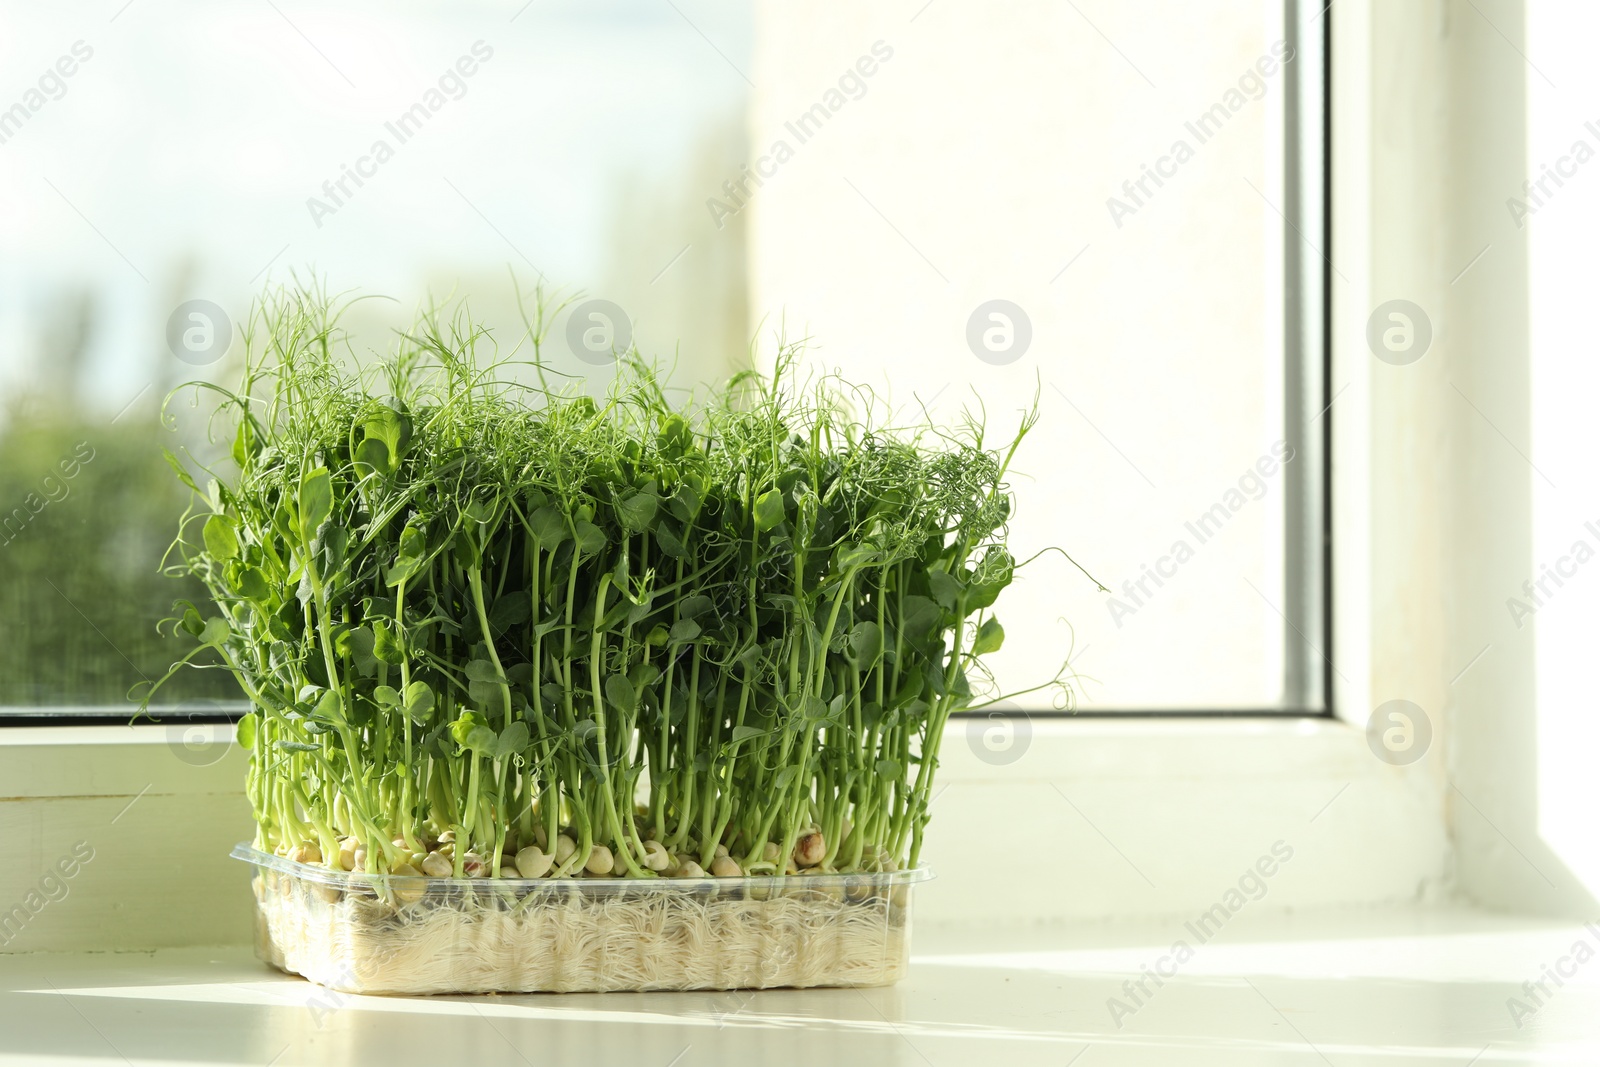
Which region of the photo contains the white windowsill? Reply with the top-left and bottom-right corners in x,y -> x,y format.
1,906 -> 1582,1065
0,723 -> 244,800
0,716 -> 1448,951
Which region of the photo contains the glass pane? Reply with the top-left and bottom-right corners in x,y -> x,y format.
0,0 -> 1300,715
748,1 -> 1296,708
0,0 -> 752,713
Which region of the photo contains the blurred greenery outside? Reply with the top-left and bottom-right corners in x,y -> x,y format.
0,113 -> 750,714
0,406 -> 236,710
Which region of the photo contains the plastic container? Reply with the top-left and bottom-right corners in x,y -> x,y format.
233,844 -> 930,995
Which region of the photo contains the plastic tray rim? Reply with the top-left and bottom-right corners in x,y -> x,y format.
231,842 -> 933,892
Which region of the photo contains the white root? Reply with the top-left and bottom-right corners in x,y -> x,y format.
252,870 -> 910,994
800,868 -> 845,902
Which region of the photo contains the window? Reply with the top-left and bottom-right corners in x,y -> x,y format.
0,0 -> 1325,720
747,1 -> 1329,711
0,1 -> 752,719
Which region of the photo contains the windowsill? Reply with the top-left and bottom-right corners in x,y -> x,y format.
0,723 -> 243,800
0,716 -> 1448,948
0,906 -> 1580,1064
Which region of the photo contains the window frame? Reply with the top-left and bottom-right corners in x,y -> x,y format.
1001,0 -> 1334,719
4,1 -> 1334,727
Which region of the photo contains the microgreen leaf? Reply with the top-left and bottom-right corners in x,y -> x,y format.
372,619 -> 404,664
573,520 -> 606,557
313,689 -> 343,723
972,616 -> 1005,656
753,488 -> 785,532
337,626 -> 378,676
353,437 -> 390,478
604,674 -> 637,714
730,725 -> 765,745
616,487 -> 659,533
847,621 -> 883,664
203,514 -> 239,560
527,506 -> 568,546
488,593 -> 530,632
465,659 -> 500,683
496,721 -> 530,759
653,523 -> 686,558
233,566 -> 269,602
298,467 -> 332,539
928,570 -> 964,610
451,712 -> 497,755
162,447 -> 200,493
404,681 -> 435,719
199,617 -> 230,647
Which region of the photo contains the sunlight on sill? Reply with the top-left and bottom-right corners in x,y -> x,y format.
16,979 -> 1087,1045
914,925 -> 1600,984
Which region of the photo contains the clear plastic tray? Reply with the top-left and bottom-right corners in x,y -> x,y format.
233,844 -> 931,995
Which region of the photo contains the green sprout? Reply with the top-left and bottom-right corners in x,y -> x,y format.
143,280 -> 1093,879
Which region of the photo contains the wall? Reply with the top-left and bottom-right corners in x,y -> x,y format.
0,728 -> 251,953
1359,0 -> 1596,918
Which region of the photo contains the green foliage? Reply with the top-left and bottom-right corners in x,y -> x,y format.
152,281 -> 1071,876
0,414 -> 234,708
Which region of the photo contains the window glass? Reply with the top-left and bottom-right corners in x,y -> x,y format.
0,0 -> 1310,714
748,1 -> 1301,708
0,1 -> 751,713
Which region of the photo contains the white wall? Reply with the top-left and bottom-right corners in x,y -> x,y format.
1355,0 -> 1597,919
